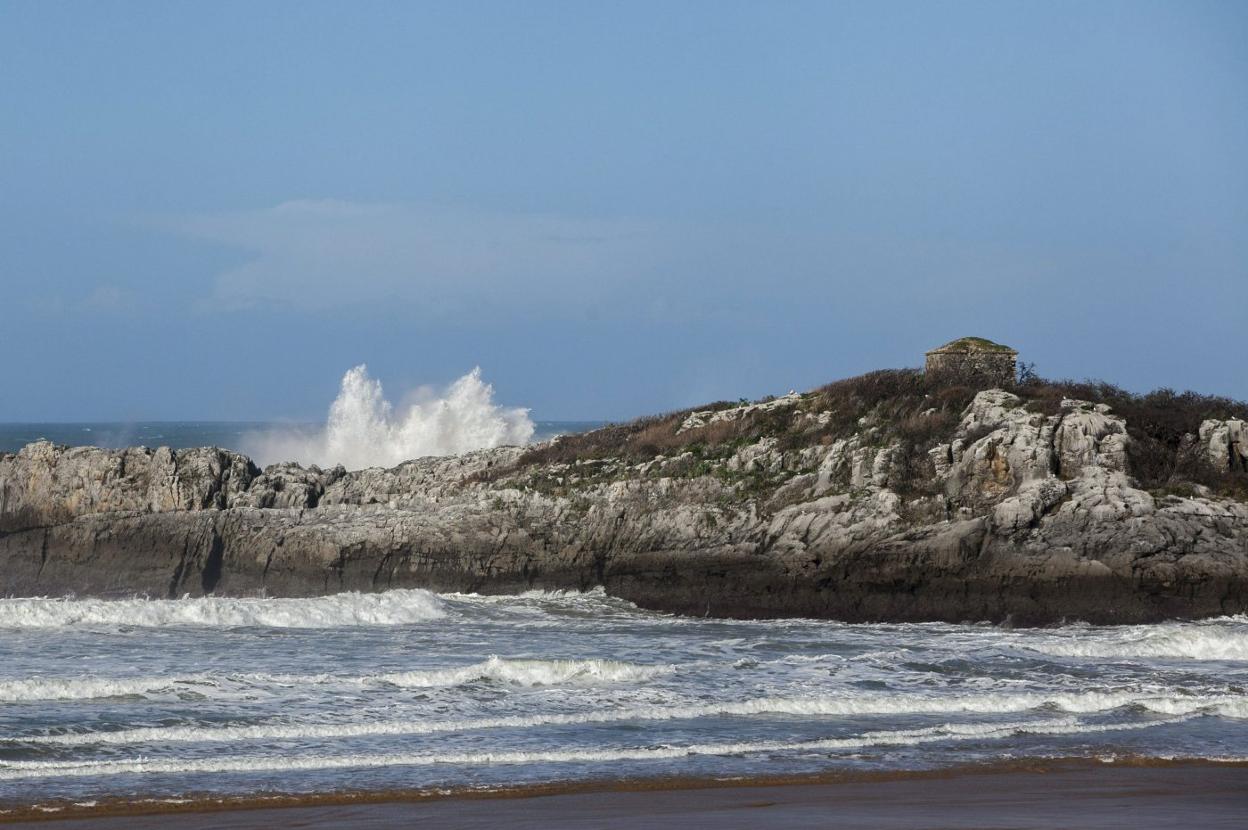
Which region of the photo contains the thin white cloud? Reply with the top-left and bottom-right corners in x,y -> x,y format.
172,200 -> 659,312
22,284 -> 136,316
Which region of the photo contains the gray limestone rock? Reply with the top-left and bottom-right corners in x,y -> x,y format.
1201,419 -> 1248,474
2,389 -> 1246,625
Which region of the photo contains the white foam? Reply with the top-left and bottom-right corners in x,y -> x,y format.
245,365 -> 534,469
378,656 -> 672,688
0,716 -> 1197,781
0,656 -> 668,704
449,587 -> 613,603
0,590 -> 446,630
1028,621 -> 1248,662
0,675 -> 219,703
1214,700 -> 1248,720
15,689 -> 1238,747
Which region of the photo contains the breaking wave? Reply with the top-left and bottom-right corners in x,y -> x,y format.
245,364 -> 534,469
0,590 -> 446,630
0,675 -> 222,704
0,665 -> 668,710
0,657 -> 667,704
0,716 -> 1199,780
11,690 -> 1245,747
377,656 -> 672,688
7,591 -> 1248,803
1027,619 -> 1248,662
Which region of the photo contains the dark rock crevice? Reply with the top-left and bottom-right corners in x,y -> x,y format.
200,529 -> 225,594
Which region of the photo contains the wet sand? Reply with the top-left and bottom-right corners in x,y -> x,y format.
6,761 -> 1247,829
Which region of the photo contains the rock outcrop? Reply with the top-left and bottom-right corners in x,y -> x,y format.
1201,419 -> 1248,474
2,389 -> 1246,624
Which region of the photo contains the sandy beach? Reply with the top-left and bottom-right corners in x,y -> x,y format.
5,761 -> 1246,829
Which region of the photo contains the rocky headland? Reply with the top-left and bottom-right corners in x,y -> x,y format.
2,368 -> 1247,624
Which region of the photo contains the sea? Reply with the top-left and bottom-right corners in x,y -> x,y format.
0,591 -> 1245,811
0,423 -> 1247,810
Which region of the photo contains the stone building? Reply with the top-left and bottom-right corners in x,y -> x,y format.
925,337 -> 1017,385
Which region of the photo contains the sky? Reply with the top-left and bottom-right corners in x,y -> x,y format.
2,0 -> 1245,422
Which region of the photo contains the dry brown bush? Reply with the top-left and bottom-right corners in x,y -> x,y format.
473,367 -> 1247,501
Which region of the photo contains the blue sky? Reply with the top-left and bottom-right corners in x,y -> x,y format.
2,0 -> 1245,421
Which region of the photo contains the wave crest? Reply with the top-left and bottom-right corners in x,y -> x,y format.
379,656 -> 672,689
1028,621 -> 1248,662
0,590 -> 446,630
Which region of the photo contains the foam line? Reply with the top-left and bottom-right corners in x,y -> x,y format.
13,690 -> 1242,747
0,716 -> 1199,781
0,656 -> 673,703
0,590 -> 446,630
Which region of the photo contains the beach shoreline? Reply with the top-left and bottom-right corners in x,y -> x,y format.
6,757 -> 1247,828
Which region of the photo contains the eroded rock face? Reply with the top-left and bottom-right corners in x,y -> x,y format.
0,442 -> 257,531
1201,419 -> 1248,474
1,390 -> 1246,625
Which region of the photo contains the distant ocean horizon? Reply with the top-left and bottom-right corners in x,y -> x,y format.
0,420 -> 605,459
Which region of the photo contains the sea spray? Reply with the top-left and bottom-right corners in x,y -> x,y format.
245,365 -> 534,469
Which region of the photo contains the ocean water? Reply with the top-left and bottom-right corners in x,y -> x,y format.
0,421 -> 602,459
0,589 -> 1246,809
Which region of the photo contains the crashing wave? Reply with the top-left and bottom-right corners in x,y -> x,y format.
0,656 -> 667,705
244,364 -> 533,469
0,675 -> 224,704
1026,619 -> 1248,661
0,590 -> 446,630
377,656 -> 672,688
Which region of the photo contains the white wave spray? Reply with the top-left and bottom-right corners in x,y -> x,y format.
247,365 -> 534,469
0,590 -> 447,630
